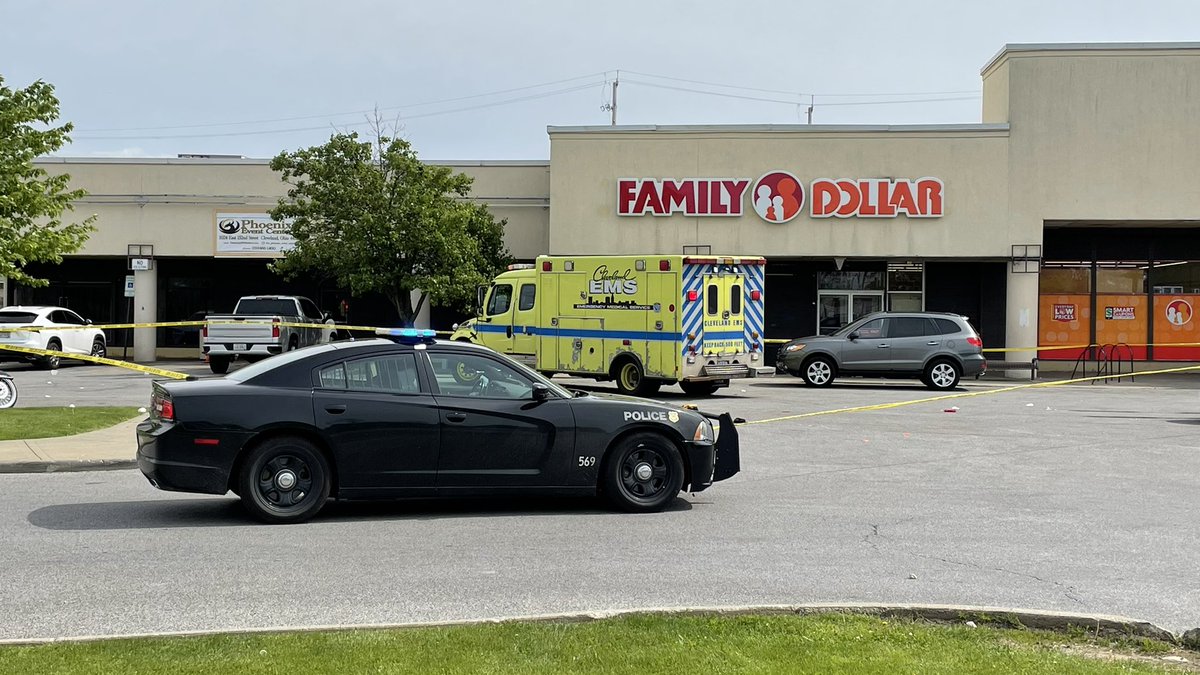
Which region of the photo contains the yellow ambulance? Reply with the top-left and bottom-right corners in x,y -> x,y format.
450,254 -> 769,396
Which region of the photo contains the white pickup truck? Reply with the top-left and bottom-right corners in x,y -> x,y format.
202,295 -> 333,374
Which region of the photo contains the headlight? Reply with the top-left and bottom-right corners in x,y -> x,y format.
784,343 -> 806,353
693,418 -> 714,443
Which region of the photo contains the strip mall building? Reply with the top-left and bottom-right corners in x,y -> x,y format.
11,42 -> 1200,364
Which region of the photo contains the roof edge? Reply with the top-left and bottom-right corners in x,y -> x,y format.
982,41 -> 1200,76
548,123 -> 1009,135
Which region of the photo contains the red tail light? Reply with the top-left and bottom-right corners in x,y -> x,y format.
967,336 -> 983,348
272,318 -> 281,338
154,397 -> 174,421
750,290 -> 762,301
687,290 -> 699,302
201,324 -> 208,338
542,261 -> 552,271
659,259 -> 670,271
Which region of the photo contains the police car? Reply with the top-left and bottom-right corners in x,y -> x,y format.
137,329 -> 740,524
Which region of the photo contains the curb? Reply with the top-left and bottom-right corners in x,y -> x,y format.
0,459 -> 136,474
0,603 -> 1188,646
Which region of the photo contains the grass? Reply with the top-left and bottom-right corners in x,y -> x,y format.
0,613 -> 1189,675
0,407 -> 143,441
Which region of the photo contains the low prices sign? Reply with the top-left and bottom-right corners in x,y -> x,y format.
215,212 -> 296,257
617,171 -> 943,221
1052,304 -> 1076,322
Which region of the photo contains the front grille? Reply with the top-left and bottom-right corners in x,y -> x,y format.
703,364 -> 750,377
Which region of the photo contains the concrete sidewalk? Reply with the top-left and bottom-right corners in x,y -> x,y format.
0,416 -> 143,473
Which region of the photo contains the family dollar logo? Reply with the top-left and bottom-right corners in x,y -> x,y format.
751,171 -> 804,223
1166,299 -> 1193,326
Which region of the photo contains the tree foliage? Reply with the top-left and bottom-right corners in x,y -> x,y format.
0,76 -> 94,287
269,131 -> 510,324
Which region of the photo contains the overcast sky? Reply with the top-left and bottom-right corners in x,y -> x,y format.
2,0 -> 1195,160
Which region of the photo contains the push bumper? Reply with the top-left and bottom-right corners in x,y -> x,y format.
685,412 -> 741,492
136,420 -> 234,495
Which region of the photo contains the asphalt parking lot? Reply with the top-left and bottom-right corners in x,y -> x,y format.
1,358 -> 1199,639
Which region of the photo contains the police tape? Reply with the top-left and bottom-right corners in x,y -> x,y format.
740,362 -> 1200,426
0,320 -> 455,335
0,344 -> 191,380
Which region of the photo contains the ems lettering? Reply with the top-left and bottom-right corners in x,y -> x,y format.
810,178 -> 944,218
623,410 -> 669,422
591,265 -> 638,295
617,179 -> 749,216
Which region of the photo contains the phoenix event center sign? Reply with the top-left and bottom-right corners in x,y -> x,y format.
617,171 -> 944,222
214,212 -> 296,257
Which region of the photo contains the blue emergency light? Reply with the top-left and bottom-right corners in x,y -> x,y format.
376,328 -> 438,344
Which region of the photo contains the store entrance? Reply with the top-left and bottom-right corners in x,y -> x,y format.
817,292 -> 883,335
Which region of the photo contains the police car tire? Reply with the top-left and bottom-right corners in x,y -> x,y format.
602,432 -> 685,513
238,436 -> 331,524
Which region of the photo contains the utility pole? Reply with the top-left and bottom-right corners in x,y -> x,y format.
806,95 -> 814,124
610,71 -> 619,126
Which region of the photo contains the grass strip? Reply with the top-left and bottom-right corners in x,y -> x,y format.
0,407 -> 142,441
0,613 -> 1189,674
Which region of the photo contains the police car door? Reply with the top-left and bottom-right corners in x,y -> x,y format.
423,348 -> 575,489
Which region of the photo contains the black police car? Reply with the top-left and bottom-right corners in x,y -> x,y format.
137,329 -> 740,523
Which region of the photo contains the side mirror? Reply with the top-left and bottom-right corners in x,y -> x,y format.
86,319 -> 93,325
321,312 -> 330,322
532,383 -> 552,401
475,285 -> 488,315
847,332 -> 859,341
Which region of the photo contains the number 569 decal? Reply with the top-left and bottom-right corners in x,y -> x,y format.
577,456 -> 597,467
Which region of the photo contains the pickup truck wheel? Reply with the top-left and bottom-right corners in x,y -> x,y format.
209,356 -> 231,375
238,436 -> 330,524
602,433 -> 684,513
287,335 -> 299,352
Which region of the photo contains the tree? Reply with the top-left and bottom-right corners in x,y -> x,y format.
269,130 -> 511,325
0,76 -> 94,287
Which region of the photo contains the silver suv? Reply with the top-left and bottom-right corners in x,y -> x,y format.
776,312 -> 985,390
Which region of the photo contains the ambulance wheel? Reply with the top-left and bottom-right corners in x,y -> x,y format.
452,360 -> 481,384
680,381 -> 720,396
614,359 -> 658,396
602,432 -> 684,513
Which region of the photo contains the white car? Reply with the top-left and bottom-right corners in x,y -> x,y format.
0,306 -> 107,369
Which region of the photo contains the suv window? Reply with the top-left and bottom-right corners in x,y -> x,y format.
933,318 -> 962,335
854,318 -> 885,339
0,311 -> 38,324
518,284 -> 536,312
887,317 -> 927,338
487,284 -> 512,316
344,354 -> 421,394
428,352 -> 533,400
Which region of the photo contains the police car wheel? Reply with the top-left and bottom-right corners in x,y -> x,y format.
602,433 -> 684,513
238,436 -> 331,524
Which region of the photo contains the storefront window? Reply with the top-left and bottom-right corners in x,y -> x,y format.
1040,267 -> 1091,294
816,271 -> 883,291
1096,266 -> 1146,294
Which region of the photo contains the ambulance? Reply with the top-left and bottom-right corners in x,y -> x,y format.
450,255 -> 770,396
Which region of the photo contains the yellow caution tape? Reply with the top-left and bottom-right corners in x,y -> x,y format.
742,362 -> 1200,425
0,344 -> 191,380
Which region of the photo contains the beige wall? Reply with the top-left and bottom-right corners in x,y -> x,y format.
34,158 -> 550,260
548,126 -> 1014,258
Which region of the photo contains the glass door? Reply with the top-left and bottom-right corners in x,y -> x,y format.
817,292 -> 883,335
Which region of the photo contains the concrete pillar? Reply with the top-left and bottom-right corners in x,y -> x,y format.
133,265 -> 158,362
1005,266 -> 1040,378
411,289 -> 431,329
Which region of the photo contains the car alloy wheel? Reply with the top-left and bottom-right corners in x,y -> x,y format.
602,432 -> 684,512
927,361 -> 960,390
40,340 -> 61,370
803,357 -> 835,387
91,339 -> 106,360
0,378 -> 16,409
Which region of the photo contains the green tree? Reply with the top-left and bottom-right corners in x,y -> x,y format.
0,76 -> 94,287
269,131 -> 510,324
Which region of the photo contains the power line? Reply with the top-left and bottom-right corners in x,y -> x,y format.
622,69 -> 980,98
77,73 -> 609,133
622,79 -> 979,107
74,82 -> 603,140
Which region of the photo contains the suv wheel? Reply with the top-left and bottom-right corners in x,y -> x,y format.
801,355 -> 836,387
925,359 -> 961,390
